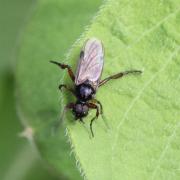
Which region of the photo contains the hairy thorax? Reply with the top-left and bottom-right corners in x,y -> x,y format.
75,83 -> 95,102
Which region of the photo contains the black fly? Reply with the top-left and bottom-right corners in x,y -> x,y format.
50,38 -> 142,137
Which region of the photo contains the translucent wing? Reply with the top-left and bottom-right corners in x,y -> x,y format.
75,38 -> 104,89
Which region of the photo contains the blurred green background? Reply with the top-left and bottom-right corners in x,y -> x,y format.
0,0 -> 59,179
0,0 -> 101,179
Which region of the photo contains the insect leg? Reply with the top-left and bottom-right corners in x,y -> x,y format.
89,99 -> 103,115
54,103 -> 75,131
99,70 -> 142,87
79,118 -> 85,124
59,84 -> 75,96
90,99 -> 110,130
87,103 -> 99,137
95,99 -> 103,115
50,60 -> 75,82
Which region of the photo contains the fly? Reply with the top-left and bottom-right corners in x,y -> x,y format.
50,38 -> 142,137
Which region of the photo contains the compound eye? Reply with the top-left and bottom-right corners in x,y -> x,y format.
75,104 -> 82,113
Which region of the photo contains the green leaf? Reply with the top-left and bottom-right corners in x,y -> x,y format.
64,0 -> 180,179
16,0 -> 180,180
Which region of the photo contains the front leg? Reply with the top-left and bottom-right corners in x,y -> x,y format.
89,99 -> 103,115
54,103 -> 75,131
89,99 -> 109,130
87,103 -> 99,137
50,60 -> 75,82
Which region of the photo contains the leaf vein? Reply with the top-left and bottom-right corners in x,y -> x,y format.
127,8 -> 180,48
111,47 -> 180,176
150,121 -> 180,180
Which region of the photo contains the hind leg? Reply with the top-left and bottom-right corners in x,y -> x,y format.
99,70 -> 142,87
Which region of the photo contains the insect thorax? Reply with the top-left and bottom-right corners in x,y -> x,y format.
75,82 -> 95,102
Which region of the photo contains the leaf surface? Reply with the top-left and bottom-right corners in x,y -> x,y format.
64,0 -> 180,179
16,0 -> 180,179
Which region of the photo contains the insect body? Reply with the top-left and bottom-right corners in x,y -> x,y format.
50,38 -> 142,137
